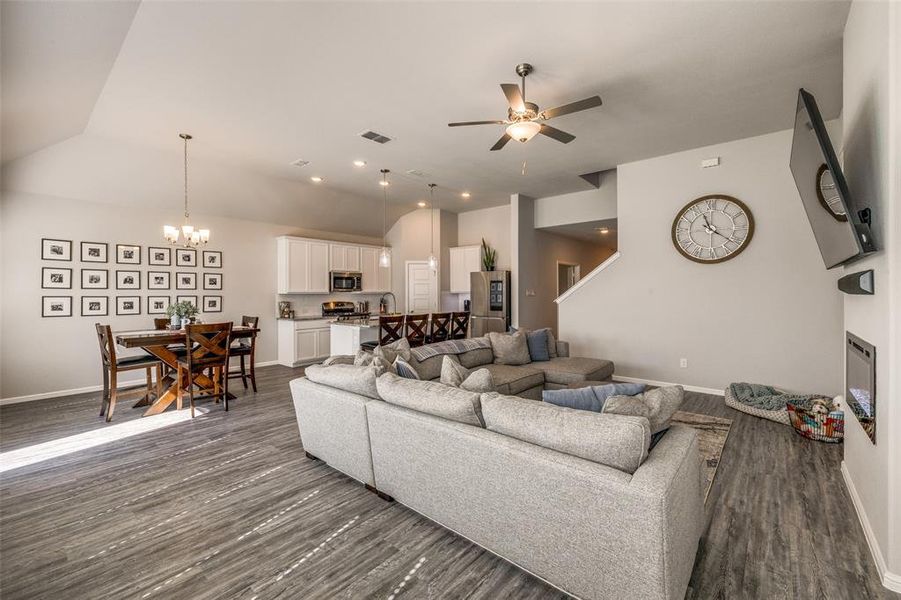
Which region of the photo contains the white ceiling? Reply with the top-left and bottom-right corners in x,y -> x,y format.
541,218 -> 618,248
1,1 -> 849,237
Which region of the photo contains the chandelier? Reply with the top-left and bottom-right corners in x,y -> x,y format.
379,169 -> 392,268
164,133 -> 209,247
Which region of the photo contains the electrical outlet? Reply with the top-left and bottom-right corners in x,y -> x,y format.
525,289 -> 536,297
679,358 -> 688,368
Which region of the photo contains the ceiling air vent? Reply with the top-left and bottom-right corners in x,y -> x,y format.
359,130 -> 393,144
290,159 -> 310,168
406,169 -> 426,178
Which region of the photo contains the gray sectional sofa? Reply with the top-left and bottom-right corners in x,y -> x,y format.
289,338 -> 704,600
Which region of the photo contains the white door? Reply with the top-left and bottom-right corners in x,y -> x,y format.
406,261 -> 437,314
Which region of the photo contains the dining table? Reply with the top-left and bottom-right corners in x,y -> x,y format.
115,325 -> 260,416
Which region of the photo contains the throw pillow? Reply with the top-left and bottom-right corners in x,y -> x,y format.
394,356 -> 420,379
304,364 -> 380,399
487,331 -> 531,365
460,369 -> 495,393
546,328 -> 558,358
526,328 -> 551,362
543,382 -> 647,412
372,355 -> 394,376
353,349 -> 374,366
440,355 -> 470,387
374,337 -> 412,364
603,385 -> 684,434
322,354 -> 355,366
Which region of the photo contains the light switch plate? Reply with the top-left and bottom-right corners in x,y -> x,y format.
701,157 -> 720,168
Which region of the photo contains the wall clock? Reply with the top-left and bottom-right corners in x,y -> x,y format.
671,194 -> 754,263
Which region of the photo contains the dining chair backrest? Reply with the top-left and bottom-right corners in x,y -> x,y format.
153,318 -> 170,330
405,314 -> 429,347
379,315 -> 405,345
451,312 -> 470,339
185,322 -> 233,371
94,323 -> 116,367
241,315 -> 260,329
429,312 -> 452,343
234,315 -> 259,348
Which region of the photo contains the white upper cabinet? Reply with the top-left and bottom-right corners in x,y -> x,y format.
329,243 -> 362,272
449,245 -> 482,293
361,246 -> 392,293
277,237 -> 330,293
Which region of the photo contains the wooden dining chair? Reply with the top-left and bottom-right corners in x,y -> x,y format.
405,314 -> 429,347
428,312 -> 452,343
95,324 -> 163,422
227,316 -> 259,392
177,322 -> 233,418
378,315 -> 405,345
153,318 -> 170,330
451,312 -> 470,339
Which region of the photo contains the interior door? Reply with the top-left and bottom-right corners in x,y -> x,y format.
406,261 -> 437,313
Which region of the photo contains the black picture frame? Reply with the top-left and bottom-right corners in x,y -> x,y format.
148,246 -> 172,266
42,296 -> 72,317
115,296 -> 141,316
176,295 -> 198,309
203,295 -> 222,313
147,295 -> 170,315
81,268 -> 109,289
202,250 -> 222,268
116,270 -> 141,290
116,244 -> 142,265
203,272 -> 222,290
80,241 -> 108,263
175,272 -> 196,290
176,248 -> 197,267
147,271 -> 171,290
81,296 -> 109,317
42,267 -> 72,289
42,238 -> 72,261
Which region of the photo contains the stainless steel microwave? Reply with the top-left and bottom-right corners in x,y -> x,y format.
330,271 -> 362,292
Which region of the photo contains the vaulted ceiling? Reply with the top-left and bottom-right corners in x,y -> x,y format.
1,1 -> 850,237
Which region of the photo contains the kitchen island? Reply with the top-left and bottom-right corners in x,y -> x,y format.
330,318 -> 379,356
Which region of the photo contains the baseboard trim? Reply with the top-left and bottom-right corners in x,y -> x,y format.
0,360 -> 279,406
614,375 -> 724,396
841,461 -> 900,592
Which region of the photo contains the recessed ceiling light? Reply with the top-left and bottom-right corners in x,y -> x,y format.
596,227 -> 610,234
417,201 -> 427,208
379,180 -> 390,187
353,160 -> 367,167
461,192 -> 471,199
310,176 -> 323,183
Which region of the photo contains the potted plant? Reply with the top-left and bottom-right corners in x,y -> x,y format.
166,300 -> 199,329
481,238 -> 497,271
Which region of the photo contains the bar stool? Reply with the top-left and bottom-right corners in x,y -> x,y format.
428,312 -> 452,343
405,314 -> 429,347
451,312 -> 470,339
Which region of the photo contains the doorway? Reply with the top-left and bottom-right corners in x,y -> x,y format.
557,262 -> 581,296
406,261 -> 438,313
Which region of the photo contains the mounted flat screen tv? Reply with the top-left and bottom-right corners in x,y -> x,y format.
789,88 -> 875,269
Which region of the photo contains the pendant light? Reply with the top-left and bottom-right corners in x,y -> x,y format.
379,169 -> 392,267
163,133 -> 209,247
427,183 -> 438,272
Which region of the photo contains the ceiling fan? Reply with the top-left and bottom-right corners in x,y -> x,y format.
448,63 -> 602,151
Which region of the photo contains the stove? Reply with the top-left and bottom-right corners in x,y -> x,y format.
322,301 -> 371,322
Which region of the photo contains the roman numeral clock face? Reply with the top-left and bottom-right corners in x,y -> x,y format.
671,195 -> 754,263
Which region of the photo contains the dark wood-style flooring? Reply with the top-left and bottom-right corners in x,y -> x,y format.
0,365 -> 894,599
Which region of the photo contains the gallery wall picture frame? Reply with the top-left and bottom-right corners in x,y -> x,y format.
148,271 -> 171,290
81,268 -> 109,289
147,295 -> 170,315
203,295 -> 222,313
42,238 -> 72,261
176,272 -> 197,290
116,296 -> 141,316
202,250 -> 222,268
116,270 -> 141,290
176,248 -> 197,267
176,295 -> 198,309
116,244 -> 142,265
42,267 -> 72,289
148,247 -> 172,266
203,272 -> 222,290
81,296 -> 109,317
42,296 -> 72,317
80,242 -> 108,263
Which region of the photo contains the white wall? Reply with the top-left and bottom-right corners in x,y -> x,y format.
841,0 -> 900,588
457,204 -> 511,270
0,191 -> 381,400
533,169 -> 617,228
558,128 -> 844,395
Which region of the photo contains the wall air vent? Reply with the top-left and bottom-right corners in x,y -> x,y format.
290,159 -> 310,168
359,130 -> 393,144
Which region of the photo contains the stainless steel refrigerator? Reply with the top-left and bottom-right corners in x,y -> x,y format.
470,270 -> 511,337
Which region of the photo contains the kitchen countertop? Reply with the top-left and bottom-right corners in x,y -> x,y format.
278,315 -> 333,321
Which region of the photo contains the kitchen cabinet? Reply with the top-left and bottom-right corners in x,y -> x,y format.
360,246 -> 392,293
277,318 -> 331,366
277,237 -> 329,293
449,245 -> 482,293
329,243 -> 362,272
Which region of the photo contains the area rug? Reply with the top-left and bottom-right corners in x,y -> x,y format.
671,410 -> 732,502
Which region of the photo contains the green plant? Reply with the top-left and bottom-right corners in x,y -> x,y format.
166,300 -> 199,318
481,238 -> 497,271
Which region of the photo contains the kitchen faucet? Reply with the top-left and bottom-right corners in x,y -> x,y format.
379,292 -> 397,315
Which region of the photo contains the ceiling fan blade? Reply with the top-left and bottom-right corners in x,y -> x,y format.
490,133 -> 512,151
539,124 -> 576,144
541,96 -> 603,120
500,83 -> 526,113
448,120 -> 506,127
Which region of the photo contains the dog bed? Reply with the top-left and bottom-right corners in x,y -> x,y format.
724,385 -> 791,426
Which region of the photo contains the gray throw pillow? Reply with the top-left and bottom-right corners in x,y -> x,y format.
440,355 -> 470,387
546,328 -> 558,358
393,356 -> 420,379
542,382 -> 647,412
353,349 -> 374,366
374,337 -> 412,364
304,364 -> 380,399
603,385 -> 684,434
526,328 -> 551,362
372,355 -> 394,376
460,368 -> 495,393
322,354 -> 355,366
487,331 -> 531,365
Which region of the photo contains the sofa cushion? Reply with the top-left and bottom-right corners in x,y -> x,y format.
530,357 -> 614,386
480,392 -> 651,474
480,363 -> 545,395
546,328 -> 558,358
460,369 -> 495,393
322,354 -> 355,366
393,356 -> 420,379
440,355 -> 469,387
304,363 -> 380,400
376,372 -> 484,427
526,329 -> 551,362
488,331 -> 531,366
374,337 -> 412,364
603,385 -> 684,434
543,382 -> 647,412
458,346 -> 495,369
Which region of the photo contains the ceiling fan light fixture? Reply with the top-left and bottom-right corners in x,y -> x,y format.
506,121 -> 541,143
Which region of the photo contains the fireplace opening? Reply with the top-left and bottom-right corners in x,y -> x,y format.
846,332 -> 876,444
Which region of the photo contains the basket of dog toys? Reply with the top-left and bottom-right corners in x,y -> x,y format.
786,397 -> 844,443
